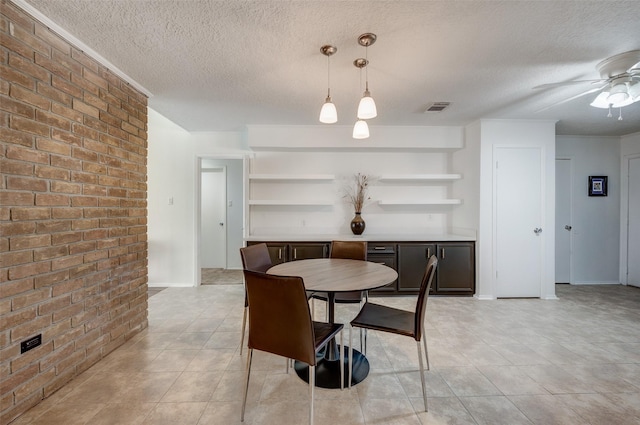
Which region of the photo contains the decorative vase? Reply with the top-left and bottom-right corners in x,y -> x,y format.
350,212 -> 366,235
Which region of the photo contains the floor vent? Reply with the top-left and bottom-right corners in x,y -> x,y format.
424,102 -> 451,113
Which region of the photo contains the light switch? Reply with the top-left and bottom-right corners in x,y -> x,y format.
168,197 -> 174,205
228,200 -> 232,207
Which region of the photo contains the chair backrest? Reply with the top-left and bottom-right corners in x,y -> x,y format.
414,255 -> 438,341
240,243 -> 273,272
243,269 -> 317,365
330,240 -> 367,261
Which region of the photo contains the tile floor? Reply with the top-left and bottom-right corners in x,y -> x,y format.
12,284 -> 640,425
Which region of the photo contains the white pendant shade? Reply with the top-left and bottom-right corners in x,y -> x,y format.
352,119 -> 369,139
319,98 -> 337,123
590,91 -> 635,109
357,91 -> 377,119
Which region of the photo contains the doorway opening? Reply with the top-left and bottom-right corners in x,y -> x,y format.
196,156 -> 246,286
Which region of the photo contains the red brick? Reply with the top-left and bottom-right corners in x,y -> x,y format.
0,250 -> 33,268
6,176 -> 47,192
11,288 -> 50,311
0,62 -> 35,88
9,233 -> 50,255
34,23 -> 70,55
34,164 -> 71,181
72,99 -> 99,118
0,278 -> 34,298
34,53 -> 71,80
0,126 -> 34,147
35,109 -> 71,131
37,82 -> 72,106
37,295 -> 70,316
33,245 -> 68,262
9,53 -> 50,82
9,115 -> 50,137
9,84 -> 51,110
0,96 -> 35,118
34,270 -> 69,288
35,194 -> 69,206
9,260 -> 51,280
35,138 -> 71,156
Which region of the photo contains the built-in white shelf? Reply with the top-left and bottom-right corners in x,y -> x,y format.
248,200 -> 334,206
377,199 -> 462,206
249,174 -> 335,181
378,174 -> 462,181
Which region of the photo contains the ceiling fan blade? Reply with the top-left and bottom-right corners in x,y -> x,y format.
535,86 -> 606,113
533,79 -> 604,89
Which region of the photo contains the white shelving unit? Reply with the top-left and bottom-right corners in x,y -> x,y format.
248,174 -> 336,207
378,174 -> 462,182
248,200 -> 334,206
377,199 -> 462,206
249,174 -> 335,181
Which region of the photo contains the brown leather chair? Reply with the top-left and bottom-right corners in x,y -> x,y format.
311,241 -> 367,347
241,270 -> 344,425
349,255 -> 437,411
239,243 -> 273,355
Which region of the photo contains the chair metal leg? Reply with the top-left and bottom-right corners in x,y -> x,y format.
348,327 -> 353,388
340,330 -> 344,390
423,334 -> 430,371
286,357 -> 289,374
239,306 -> 248,355
309,364 -> 315,425
416,341 -> 428,412
241,348 -> 253,421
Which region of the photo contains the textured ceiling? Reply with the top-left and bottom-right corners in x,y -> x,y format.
20,0 -> 640,136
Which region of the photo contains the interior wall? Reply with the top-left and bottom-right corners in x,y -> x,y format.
200,158 -> 244,269
1,3 -> 148,422
476,119 -> 557,300
147,112 -> 249,286
556,135 -> 621,284
619,132 -> 640,284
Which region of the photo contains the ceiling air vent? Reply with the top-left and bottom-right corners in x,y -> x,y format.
424,102 -> 451,113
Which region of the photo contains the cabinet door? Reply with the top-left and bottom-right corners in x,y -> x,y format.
289,243 -> 329,261
397,244 -> 436,292
436,242 -> 475,294
368,254 -> 397,293
266,243 -> 288,265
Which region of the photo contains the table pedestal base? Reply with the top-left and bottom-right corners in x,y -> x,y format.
294,345 -> 369,389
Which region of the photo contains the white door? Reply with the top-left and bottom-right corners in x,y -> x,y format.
628,157 -> 640,287
495,147 -> 543,297
555,159 -> 572,283
201,167 -> 226,268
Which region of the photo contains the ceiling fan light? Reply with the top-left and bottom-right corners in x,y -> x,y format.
319,97 -> 337,123
357,90 -> 377,119
607,83 -> 629,105
352,119 -> 369,139
590,92 -> 611,108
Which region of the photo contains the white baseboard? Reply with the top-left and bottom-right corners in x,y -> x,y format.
569,281 -> 620,285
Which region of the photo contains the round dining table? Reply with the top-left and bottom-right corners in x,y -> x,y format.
268,258 -> 398,388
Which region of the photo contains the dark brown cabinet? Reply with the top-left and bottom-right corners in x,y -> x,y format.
397,243 -> 435,292
367,244 -> 397,293
247,240 -> 474,296
435,243 -> 475,294
289,243 -> 329,261
397,242 -> 475,295
249,242 -> 328,264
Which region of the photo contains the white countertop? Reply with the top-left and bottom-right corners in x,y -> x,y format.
245,232 -> 476,242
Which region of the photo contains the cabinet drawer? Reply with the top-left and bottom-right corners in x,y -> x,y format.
368,253 -> 397,293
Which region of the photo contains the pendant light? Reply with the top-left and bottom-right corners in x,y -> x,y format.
353,58 -> 370,139
356,33 -> 377,119
353,119 -> 369,139
319,45 -> 338,124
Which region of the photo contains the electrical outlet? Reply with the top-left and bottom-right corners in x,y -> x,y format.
21,334 -> 41,354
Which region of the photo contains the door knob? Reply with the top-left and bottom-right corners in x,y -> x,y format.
533,228 -> 542,234
219,222 -> 224,226
564,225 -> 572,231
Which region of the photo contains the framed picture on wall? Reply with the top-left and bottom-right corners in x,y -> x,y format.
588,176 -> 608,196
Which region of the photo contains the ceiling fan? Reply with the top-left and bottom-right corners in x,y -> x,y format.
535,50 -> 640,118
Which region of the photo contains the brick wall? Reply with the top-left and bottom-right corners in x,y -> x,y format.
0,2 -> 148,423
